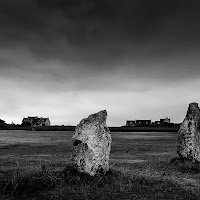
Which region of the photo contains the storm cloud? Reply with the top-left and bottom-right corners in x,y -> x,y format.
0,0 -> 200,125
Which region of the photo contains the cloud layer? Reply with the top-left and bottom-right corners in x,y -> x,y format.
0,0 -> 200,125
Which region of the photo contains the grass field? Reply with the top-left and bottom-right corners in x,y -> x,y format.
0,130 -> 200,200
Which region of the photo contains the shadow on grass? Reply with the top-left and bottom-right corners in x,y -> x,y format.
1,165 -> 62,196
59,164 -> 200,200
1,164 -> 200,200
170,157 -> 200,174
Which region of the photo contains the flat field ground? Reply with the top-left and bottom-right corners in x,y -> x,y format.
0,130 -> 200,200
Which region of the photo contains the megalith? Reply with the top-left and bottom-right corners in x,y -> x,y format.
177,102 -> 200,162
71,110 -> 112,176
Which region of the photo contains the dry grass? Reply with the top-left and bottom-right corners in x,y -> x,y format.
0,130 -> 200,199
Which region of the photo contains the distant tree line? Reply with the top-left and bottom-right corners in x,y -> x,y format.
0,119 -> 7,128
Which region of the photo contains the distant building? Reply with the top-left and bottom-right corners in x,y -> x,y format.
154,121 -> 160,125
153,117 -> 180,128
160,118 -> 170,123
126,120 -> 151,127
126,117 -> 180,128
126,120 -> 135,126
22,116 -> 50,127
151,117 -> 170,126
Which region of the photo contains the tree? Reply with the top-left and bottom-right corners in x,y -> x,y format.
0,119 -> 7,127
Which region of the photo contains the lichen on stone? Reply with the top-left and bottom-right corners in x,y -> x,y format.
71,110 -> 112,176
177,102 -> 200,162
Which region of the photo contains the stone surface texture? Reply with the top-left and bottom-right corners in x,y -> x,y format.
177,102 -> 200,162
71,110 -> 112,176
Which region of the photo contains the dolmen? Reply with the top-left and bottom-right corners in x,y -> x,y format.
71,110 -> 112,176
177,102 -> 200,162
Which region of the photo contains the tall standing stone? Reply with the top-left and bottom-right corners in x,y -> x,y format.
177,102 -> 200,162
71,110 -> 112,176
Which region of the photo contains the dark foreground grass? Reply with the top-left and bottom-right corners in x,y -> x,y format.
170,157 -> 200,174
1,163 -> 200,200
1,166 -> 59,196
1,131 -> 200,199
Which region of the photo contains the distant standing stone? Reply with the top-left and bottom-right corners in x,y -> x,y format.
71,110 -> 112,176
177,103 -> 200,162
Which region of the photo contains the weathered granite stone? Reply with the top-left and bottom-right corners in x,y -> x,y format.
177,102 -> 200,162
71,110 -> 112,176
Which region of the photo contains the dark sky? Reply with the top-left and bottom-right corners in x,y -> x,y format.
0,0 -> 200,125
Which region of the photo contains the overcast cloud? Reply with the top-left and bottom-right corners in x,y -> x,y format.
0,0 -> 200,125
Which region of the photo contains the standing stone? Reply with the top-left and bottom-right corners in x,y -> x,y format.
71,110 -> 112,176
177,102 -> 200,162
